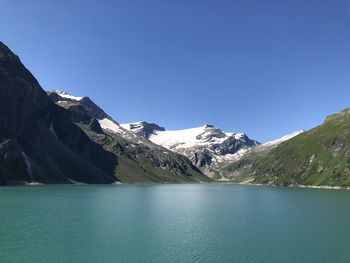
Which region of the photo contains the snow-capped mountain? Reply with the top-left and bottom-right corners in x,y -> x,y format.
47,90 -> 302,180
121,122 -> 260,173
46,90 -> 210,182
49,92 -> 261,178
48,90 -> 141,142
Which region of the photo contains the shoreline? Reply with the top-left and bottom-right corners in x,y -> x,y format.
231,181 -> 350,190
1,180 -> 350,190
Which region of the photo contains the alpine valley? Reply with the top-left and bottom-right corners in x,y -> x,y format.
1,41 -> 349,187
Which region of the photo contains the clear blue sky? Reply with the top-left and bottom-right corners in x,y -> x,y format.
1,0 -> 350,142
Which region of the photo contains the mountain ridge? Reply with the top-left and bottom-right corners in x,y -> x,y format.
48,90 -> 210,183
222,109 -> 350,186
2,41 -> 348,186
48,90 -> 307,180
0,41 -> 209,185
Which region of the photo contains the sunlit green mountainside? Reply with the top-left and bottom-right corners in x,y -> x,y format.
222,108 -> 350,186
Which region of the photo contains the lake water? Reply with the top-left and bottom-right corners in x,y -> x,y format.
1,184 -> 350,263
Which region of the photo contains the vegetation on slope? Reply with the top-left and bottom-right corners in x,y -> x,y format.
223,108 -> 350,186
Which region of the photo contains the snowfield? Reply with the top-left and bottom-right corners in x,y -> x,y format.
122,123 -> 248,151
121,122 -> 260,168
262,130 -> 304,147
54,90 -> 84,101
148,126 -> 244,150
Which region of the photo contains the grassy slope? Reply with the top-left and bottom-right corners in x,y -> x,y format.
115,156 -> 208,183
81,127 -> 211,184
223,108 -> 350,186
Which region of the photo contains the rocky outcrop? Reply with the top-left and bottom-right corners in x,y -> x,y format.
125,122 -> 165,138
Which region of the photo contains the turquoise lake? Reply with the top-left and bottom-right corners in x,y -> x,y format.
1,184 -> 350,263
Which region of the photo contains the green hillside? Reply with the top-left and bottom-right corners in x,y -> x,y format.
223,108 -> 350,186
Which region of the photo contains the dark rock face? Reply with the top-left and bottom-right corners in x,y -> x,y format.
128,122 -> 165,138
0,41 -> 117,184
196,128 -> 226,141
80,97 -> 110,120
191,150 -> 213,166
213,134 -> 259,155
0,139 -> 28,182
186,135 -> 259,168
47,91 -> 111,120
191,132 -> 259,168
186,134 -> 259,167
0,43 -> 49,138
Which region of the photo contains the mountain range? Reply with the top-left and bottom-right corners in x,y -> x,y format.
121,122 -> 260,178
0,41 -> 207,185
1,41 -> 349,187
48,90 -> 262,179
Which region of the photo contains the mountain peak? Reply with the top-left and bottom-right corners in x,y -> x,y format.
48,90 -> 112,121
203,124 -> 215,129
51,90 -> 84,101
0,41 -> 19,61
325,107 -> 350,123
121,121 -> 165,138
121,121 -> 260,170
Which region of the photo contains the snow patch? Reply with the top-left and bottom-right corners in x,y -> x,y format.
121,122 -> 144,132
263,130 -> 304,146
212,148 -> 249,163
55,90 -> 84,101
98,118 -> 142,143
98,118 -> 123,134
144,125 -> 245,150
